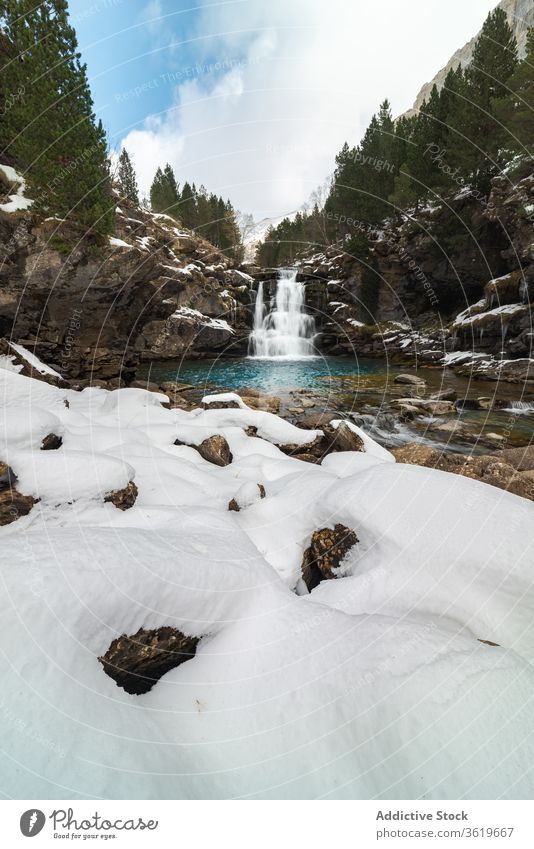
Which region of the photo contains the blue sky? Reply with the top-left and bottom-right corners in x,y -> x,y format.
68,0 -> 499,219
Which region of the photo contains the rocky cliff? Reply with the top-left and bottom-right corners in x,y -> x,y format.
405,0 -> 534,118
297,161 -> 534,381
0,166 -> 254,383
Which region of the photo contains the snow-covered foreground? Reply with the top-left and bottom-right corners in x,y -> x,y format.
1,366 -> 534,800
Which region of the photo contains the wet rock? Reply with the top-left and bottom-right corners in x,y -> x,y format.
430,388 -> 458,402
0,488 -> 37,526
41,433 -> 63,451
99,626 -> 199,695
104,481 -> 138,510
239,390 -> 280,414
301,524 -> 359,591
197,435 -> 233,467
244,426 -> 258,437
394,373 -> 426,386
159,381 -> 195,394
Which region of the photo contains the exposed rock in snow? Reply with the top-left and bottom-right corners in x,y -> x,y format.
228,482 -> 266,512
104,481 -> 139,510
99,627 -> 199,695
301,524 -> 359,591
197,434 -> 233,467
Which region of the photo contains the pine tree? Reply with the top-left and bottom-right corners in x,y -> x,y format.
1,0 -> 114,237
494,28 -> 534,158
149,164 -> 179,216
117,148 -> 139,205
179,182 -> 197,228
451,9 -> 518,190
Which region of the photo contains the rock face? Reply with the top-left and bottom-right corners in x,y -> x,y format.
0,193 -> 254,382
104,481 -> 138,510
392,443 -> 534,502
302,163 -> 534,372
404,0 -> 534,118
99,627 -> 199,695
301,524 -> 359,591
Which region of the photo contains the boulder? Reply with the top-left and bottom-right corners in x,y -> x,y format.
301,524 -> 359,591
104,481 -> 138,510
321,421 -> 365,454
99,626 -> 199,695
197,435 -> 233,467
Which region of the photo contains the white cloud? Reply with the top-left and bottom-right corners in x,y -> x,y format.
121,0 -> 497,219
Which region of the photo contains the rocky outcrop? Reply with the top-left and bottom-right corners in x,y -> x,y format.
99,627 -> 199,695
301,524 -> 359,591
298,162 -> 534,376
0,190 -> 254,382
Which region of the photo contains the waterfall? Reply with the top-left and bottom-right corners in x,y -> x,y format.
505,400 -> 534,413
249,268 -> 317,358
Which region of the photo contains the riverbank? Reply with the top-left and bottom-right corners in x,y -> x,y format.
138,355 -> 534,455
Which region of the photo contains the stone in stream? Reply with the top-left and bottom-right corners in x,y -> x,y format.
301,524 -> 359,591
99,627 -> 199,695
430,388 -> 458,402
394,373 -> 426,386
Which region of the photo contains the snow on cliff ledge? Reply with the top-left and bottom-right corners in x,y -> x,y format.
0,363 -> 533,800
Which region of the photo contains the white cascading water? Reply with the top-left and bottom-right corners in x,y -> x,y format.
249,268 -> 317,358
